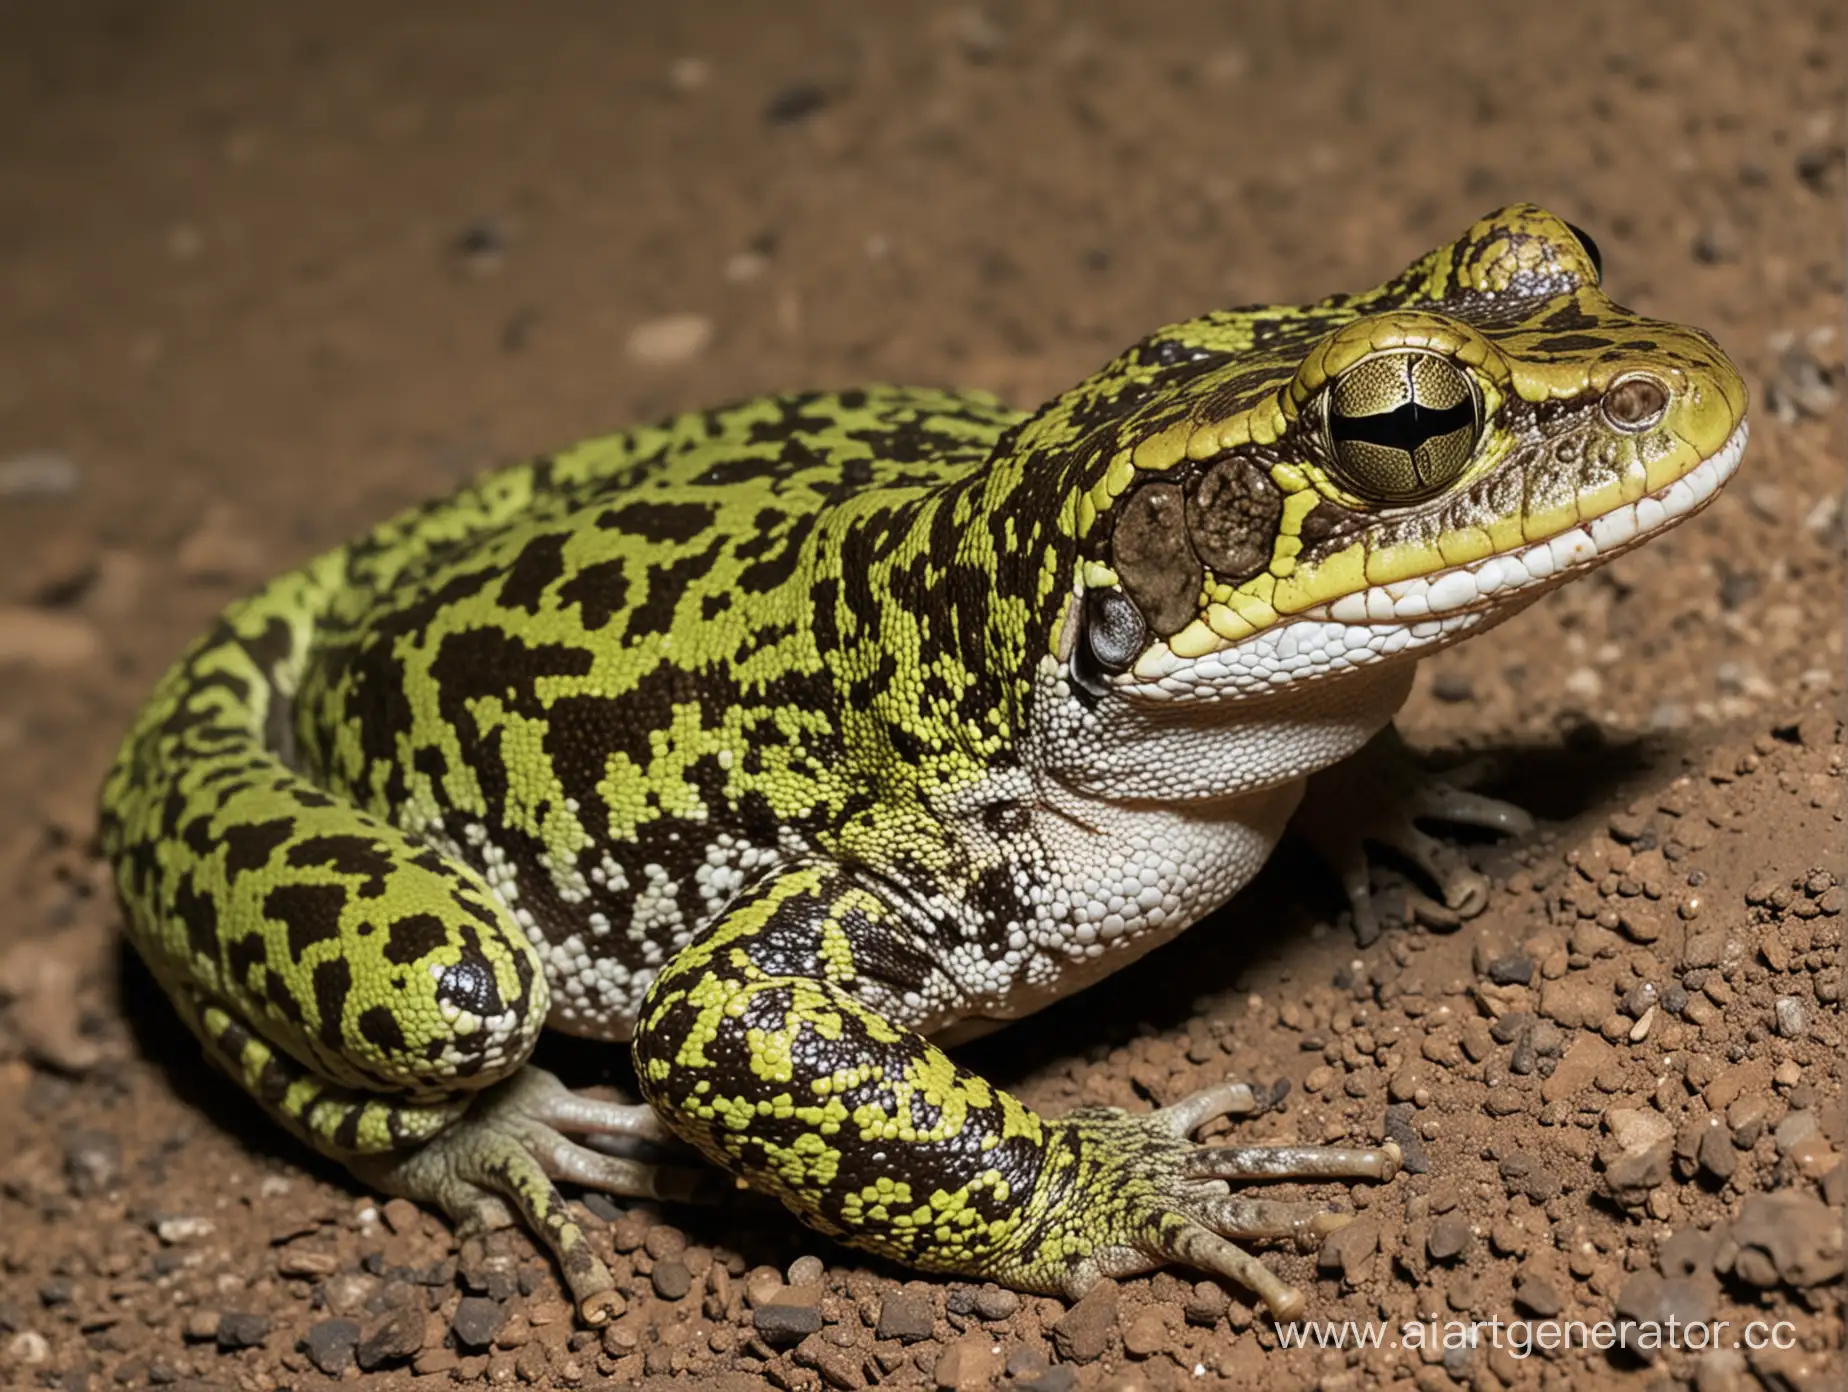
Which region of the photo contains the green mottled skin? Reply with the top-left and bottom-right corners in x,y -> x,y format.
100,206 -> 1746,1318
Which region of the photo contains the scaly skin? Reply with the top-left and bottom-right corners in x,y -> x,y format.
100,205 -> 1747,1320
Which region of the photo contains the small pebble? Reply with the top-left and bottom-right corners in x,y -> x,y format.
972,1286 -> 1018,1321
0,452 -> 79,499
1773,997 -> 1808,1038
356,1305 -> 423,1370
643,1224 -> 687,1260
300,1318 -> 359,1377
1698,1120 -> 1738,1180
1318,1216 -> 1380,1283
1182,1281 -> 1228,1327
651,1259 -> 692,1301
276,1247 -> 338,1279
61,1129 -> 121,1197
1050,1280 -> 1118,1363
753,1300 -> 823,1348
1427,1217 -> 1474,1262
216,1311 -> 271,1351
875,1292 -> 935,1343
450,1296 -> 507,1351
742,1266 -> 785,1308
379,1197 -> 421,1235
1724,1191 -> 1844,1288
1121,1309 -> 1170,1358
153,1215 -> 214,1245
626,313 -> 713,365
933,1334 -> 998,1390
1487,953 -> 1535,986
1513,1273 -> 1564,1317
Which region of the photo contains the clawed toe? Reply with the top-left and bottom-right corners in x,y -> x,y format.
1166,1226 -> 1306,1320
1186,1140 -> 1401,1183
1408,778 -> 1536,836
353,1067 -> 714,1326
1153,1080 -> 1264,1136
1298,725 -> 1538,938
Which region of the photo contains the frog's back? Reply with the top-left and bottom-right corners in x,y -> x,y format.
270,386 -> 1021,1036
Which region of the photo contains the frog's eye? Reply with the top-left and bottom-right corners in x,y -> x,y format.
1069,588 -> 1146,700
1323,350 -> 1482,504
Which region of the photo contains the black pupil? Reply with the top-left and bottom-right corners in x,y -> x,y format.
1564,222 -> 1603,279
1331,397 -> 1474,455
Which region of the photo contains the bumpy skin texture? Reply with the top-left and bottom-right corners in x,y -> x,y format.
101,205 -> 1747,1319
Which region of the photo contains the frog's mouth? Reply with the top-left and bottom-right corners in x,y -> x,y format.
1122,419 -> 1746,698
1299,418 -> 1748,627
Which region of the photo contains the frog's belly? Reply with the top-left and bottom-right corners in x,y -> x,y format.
511,778 -> 1302,1048
927,778 -> 1305,1046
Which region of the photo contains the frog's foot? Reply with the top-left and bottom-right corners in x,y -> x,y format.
1032,1080 -> 1401,1318
352,1066 -> 703,1323
1297,724 -> 1535,940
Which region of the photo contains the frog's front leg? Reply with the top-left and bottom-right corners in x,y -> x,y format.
633,861 -> 1399,1317
1295,722 -> 1536,938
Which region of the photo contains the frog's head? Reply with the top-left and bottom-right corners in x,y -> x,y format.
1048,204 -> 1747,709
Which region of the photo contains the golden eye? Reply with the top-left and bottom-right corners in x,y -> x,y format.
1323,350 -> 1482,503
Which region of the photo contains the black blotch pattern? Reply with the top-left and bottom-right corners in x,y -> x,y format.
556,559 -> 631,631
384,912 -> 449,966
1532,333 -> 1614,354
264,971 -> 305,1025
175,881 -> 221,963
598,499 -> 717,543
265,882 -> 348,961
287,834 -> 394,898
312,957 -> 353,1049
226,932 -> 269,989
357,1005 -> 407,1055
222,818 -> 296,881
737,513 -> 819,594
497,532 -> 571,613
628,540 -> 727,635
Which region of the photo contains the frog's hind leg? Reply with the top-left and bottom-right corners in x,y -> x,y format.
187,986 -> 697,1323
99,596 -> 701,1322
351,1068 -> 709,1323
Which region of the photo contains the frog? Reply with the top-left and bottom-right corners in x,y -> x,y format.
99,204 -> 1747,1323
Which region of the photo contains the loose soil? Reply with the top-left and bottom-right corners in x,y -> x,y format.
0,5 -> 1841,1390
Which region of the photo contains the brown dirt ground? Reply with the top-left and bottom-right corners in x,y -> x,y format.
0,4 -> 1843,1390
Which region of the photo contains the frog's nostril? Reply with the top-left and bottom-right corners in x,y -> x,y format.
1603,375 -> 1669,430
437,958 -> 502,1016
